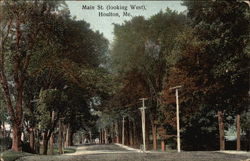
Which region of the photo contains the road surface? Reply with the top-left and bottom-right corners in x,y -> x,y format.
16,144 -> 250,161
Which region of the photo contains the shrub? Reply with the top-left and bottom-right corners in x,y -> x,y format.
0,137 -> 12,152
21,141 -> 32,153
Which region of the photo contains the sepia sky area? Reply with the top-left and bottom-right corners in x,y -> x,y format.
67,1 -> 187,43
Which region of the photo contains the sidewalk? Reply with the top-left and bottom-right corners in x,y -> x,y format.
114,143 -> 141,152
115,143 -> 250,157
114,143 -> 163,153
218,150 -> 250,157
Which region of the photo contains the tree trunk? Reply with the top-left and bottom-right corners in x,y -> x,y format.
236,114 -> 241,151
63,125 -> 67,148
116,122 -> 119,143
35,129 -> 40,154
218,111 -> 225,150
161,140 -> 165,152
81,133 -> 84,144
42,133 -> 49,155
247,130 -> 250,151
89,131 -> 92,143
152,123 -> 157,150
11,87 -> 23,152
119,121 -> 123,144
104,129 -> 107,144
49,133 -> 54,155
145,118 -> 150,150
12,124 -> 22,151
129,120 -> 133,146
137,119 -> 142,148
133,120 -> 137,147
58,119 -> 63,154
29,128 -> 35,153
112,123 -> 116,143
65,124 -> 70,147
99,129 -> 102,144
69,132 -> 74,146
102,129 -> 105,143
125,119 -> 129,145
0,71 -> 21,152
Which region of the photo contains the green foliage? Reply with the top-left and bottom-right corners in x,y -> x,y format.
1,0 -> 249,152
0,99 -> 8,126
37,89 -> 67,130
164,0 -> 250,150
0,137 -> 12,152
19,4 -> 110,139
108,9 -> 187,128
183,0 -> 249,111
182,105 -> 219,150
241,109 -> 250,133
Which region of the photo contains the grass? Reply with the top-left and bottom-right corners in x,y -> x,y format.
3,144 -> 249,161
53,147 -> 76,154
0,147 -> 76,161
38,146 -> 76,155
0,150 -> 34,161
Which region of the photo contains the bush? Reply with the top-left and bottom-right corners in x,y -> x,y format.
21,141 -> 32,153
0,137 -> 12,152
181,107 -> 219,151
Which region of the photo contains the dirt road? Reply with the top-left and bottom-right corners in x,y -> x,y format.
16,144 -> 250,161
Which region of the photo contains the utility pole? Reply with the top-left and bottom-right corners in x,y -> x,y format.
169,85 -> 182,153
139,98 -> 148,152
122,116 -> 125,145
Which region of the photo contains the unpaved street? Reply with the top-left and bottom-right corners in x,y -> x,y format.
16,144 -> 250,161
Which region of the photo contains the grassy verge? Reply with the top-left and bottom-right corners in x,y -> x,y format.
53,147 -> 76,154
0,150 -> 34,161
38,146 -> 77,155
0,147 -> 75,161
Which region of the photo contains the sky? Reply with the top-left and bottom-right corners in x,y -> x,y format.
66,1 -> 187,42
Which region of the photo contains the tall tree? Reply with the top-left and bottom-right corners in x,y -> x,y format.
0,1 -> 65,151
167,0 -> 250,150
111,9 -> 186,150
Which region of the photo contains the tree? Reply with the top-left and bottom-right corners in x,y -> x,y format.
19,7 -> 109,153
163,0 -> 250,150
0,1 -> 66,151
110,9 -> 186,150
37,89 -> 67,155
0,92 -> 8,148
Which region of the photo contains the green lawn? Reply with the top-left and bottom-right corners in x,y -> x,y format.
0,150 -> 34,161
53,147 -> 76,154
0,147 -> 76,161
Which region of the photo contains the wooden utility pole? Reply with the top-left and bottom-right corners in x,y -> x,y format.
170,86 -> 182,153
139,98 -> 148,152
